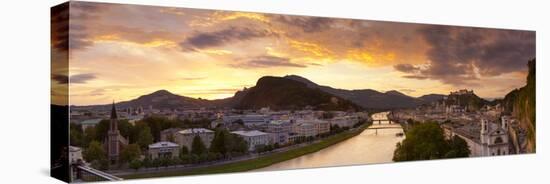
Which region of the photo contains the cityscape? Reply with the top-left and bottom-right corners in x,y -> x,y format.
51,1 -> 536,182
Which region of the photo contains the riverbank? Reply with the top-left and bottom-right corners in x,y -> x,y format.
120,123 -> 370,179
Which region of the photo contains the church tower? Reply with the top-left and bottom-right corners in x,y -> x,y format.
480,118 -> 489,144
107,102 -> 120,166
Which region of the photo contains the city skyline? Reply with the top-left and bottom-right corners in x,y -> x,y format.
54,2 -> 536,106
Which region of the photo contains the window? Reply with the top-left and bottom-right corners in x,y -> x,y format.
494,137 -> 503,144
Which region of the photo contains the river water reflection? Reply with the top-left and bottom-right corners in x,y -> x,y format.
256,112 -> 404,171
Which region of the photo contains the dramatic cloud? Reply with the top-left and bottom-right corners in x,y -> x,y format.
51,74 -> 68,84
179,27 -> 275,51
393,64 -> 421,73
51,2 -> 69,51
394,26 -> 535,85
231,55 -> 306,68
273,15 -> 334,33
70,73 -> 97,84
62,2 -> 536,104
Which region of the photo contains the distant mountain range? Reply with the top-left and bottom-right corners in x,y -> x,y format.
75,75 -> 447,110
283,75 -> 445,109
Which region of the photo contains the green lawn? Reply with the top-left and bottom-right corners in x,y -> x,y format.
121,124 -> 369,179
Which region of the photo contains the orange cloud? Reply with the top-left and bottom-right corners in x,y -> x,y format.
346,49 -> 397,66
198,49 -> 233,56
190,11 -> 270,27
288,40 -> 334,59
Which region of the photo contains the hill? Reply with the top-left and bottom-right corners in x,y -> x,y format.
235,76 -> 361,111
77,89 -> 232,110
418,94 -> 446,103
284,75 -> 442,109
444,91 -> 488,111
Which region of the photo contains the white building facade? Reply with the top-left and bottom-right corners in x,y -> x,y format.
175,128 -> 214,150
231,130 -> 271,151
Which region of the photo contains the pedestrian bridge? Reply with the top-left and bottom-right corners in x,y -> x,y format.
366,126 -> 403,130
71,162 -> 123,182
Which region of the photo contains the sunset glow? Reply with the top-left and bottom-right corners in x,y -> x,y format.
54,2 -> 535,105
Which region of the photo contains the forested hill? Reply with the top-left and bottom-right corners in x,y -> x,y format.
235,76 -> 362,111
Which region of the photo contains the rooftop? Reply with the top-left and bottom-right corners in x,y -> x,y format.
69,146 -> 81,152
179,128 -> 214,134
149,141 -> 179,149
269,120 -> 290,125
232,130 -> 269,137
79,118 -> 102,125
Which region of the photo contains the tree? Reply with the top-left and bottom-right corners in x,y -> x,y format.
232,135 -> 249,154
120,144 -> 141,163
160,157 -> 171,168
137,126 -> 154,150
151,158 -> 161,169
141,157 -> 152,168
83,141 -> 106,162
70,123 -> 83,147
445,135 -> 470,158
180,154 -> 191,164
129,159 -> 142,171
138,116 -> 180,142
321,111 -> 335,119
393,122 -> 470,161
94,120 -> 111,142
91,158 -> 108,170
209,129 -> 228,155
179,146 -> 189,159
82,127 -> 97,148
191,135 -> 207,155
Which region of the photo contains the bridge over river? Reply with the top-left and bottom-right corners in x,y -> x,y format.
255,111 -> 405,171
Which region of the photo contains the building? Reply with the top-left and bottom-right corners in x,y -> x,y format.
442,116 -> 510,157
293,122 -> 316,137
104,102 -> 128,167
266,120 -> 292,145
296,119 -> 330,136
69,146 -> 83,164
446,105 -> 466,114
210,118 -> 225,129
450,89 -> 474,95
480,117 -> 510,156
148,141 -> 180,159
313,119 -> 330,135
126,114 -> 144,125
223,114 -> 270,127
79,118 -> 102,130
175,128 -> 215,150
330,116 -> 359,128
160,128 -> 182,142
231,130 -> 271,151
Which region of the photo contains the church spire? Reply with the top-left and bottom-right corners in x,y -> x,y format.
110,101 -> 117,119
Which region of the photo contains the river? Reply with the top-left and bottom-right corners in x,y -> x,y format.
256,111 -> 404,171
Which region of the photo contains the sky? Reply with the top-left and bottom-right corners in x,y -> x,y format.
51,2 -> 536,106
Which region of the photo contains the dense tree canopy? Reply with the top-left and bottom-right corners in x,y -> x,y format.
120,144 -> 141,163
137,126 -> 154,150
393,122 -> 470,161
191,135 -> 207,155
209,128 -> 249,156
83,141 -> 106,162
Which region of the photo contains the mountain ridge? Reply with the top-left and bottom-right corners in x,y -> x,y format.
75,75 -> 446,110
283,75 -> 444,109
